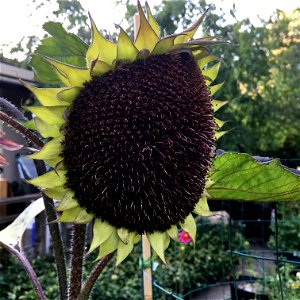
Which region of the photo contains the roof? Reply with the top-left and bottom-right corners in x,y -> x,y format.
0,62 -> 35,85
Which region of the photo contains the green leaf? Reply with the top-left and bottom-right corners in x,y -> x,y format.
0,198 -> 44,248
208,153 -> 300,201
31,21 -> 88,84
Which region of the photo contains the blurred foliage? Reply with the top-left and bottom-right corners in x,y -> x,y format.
268,202 -> 300,252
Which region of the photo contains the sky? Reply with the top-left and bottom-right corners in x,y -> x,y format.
0,0 -> 299,59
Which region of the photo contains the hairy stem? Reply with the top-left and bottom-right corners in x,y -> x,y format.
78,252 -> 115,300
35,161 -> 68,300
0,111 -> 44,148
1,242 -> 46,300
69,224 -> 86,300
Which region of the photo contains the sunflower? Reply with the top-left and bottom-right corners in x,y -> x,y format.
26,1 -> 226,265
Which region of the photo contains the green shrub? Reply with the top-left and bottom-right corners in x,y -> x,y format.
0,221 -> 247,300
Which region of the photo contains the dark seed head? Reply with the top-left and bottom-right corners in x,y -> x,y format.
62,52 -> 215,233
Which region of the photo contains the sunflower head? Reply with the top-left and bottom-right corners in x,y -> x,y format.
26,1 -> 227,265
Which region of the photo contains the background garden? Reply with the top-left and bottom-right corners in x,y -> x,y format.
0,0 -> 299,299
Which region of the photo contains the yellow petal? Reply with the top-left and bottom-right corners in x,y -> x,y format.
96,230 -> 119,260
175,8 -> 209,44
167,225 -> 179,241
151,34 -> 184,55
74,208 -> 93,224
193,197 -> 213,216
214,117 -> 226,129
202,62 -> 221,83
58,207 -> 81,222
212,100 -> 228,112
145,1 -> 160,37
28,170 -> 66,189
44,56 -> 91,87
210,82 -> 224,96
147,231 -> 168,264
91,60 -> 112,77
116,235 -> 135,266
27,136 -> 64,164
56,191 -> 78,211
116,25 -> 138,62
43,186 -> 69,201
24,84 -> 70,106
87,14 -> 117,66
27,106 -> 67,126
180,214 -> 196,243
34,118 -> 61,138
215,131 -> 227,139
134,1 -> 159,52
89,219 -> 115,253
57,87 -> 81,103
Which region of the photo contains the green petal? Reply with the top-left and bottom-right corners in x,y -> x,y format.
116,25 -> 138,62
147,231 -> 168,264
87,14 -> 117,66
193,197 -> 213,217
28,170 -> 66,188
180,214 -> 196,243
27,136 -> 63,164
212,100 -> 228,112
96,230 -> 119,260
57,207 -> 81,222
24,84 -> 70,106
175,8 -> 208,44
134,1 -> 159,52
44,56 -> 91,87
56,191 -> 78,211
74,209 -> 93,224
34,118 -> 60,138
91,60 -> 112,76
202,62 -> 221,83
167,225 -> 179,241
43,186 -> 68,201
27,106 -> 67,126
89,219 -> 115,253
151,34 -> 183,55
116,235 -> 135,266
57,87 -> 81,103
210,82 -> 224,96
145,2 -> 160,37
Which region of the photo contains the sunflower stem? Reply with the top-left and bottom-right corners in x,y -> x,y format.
78,252 -> 115,300
35,161 -> 68,300
0,242 -> 46,300
0,111 -> 44,148
68,224 -> 86,300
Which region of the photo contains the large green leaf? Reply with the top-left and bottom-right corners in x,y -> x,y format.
31,21 -> 88,84
208,153 -> 300,202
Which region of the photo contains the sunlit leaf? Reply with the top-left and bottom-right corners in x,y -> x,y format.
208,153 -> 300,201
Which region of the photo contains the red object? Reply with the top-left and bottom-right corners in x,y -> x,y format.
178,230 -> 192,243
